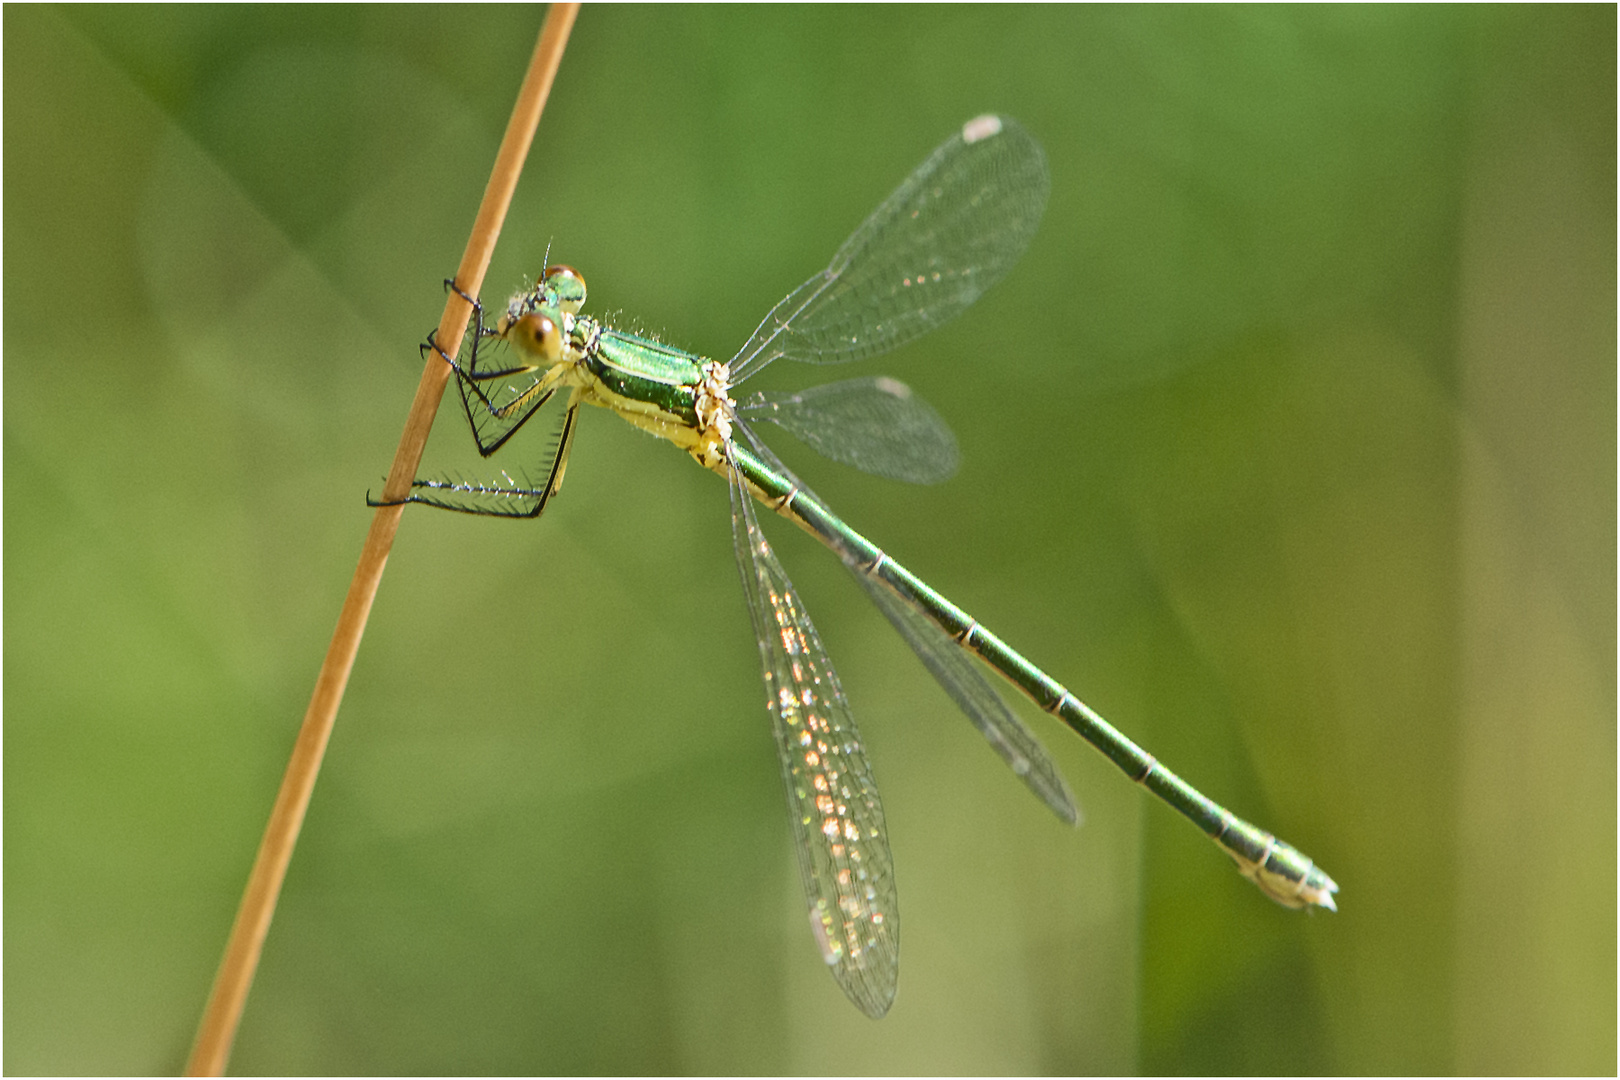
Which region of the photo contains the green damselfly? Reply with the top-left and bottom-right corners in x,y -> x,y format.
382,114 -> 1337,1018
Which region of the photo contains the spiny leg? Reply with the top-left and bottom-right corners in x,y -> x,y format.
370,401 -> 580,519
456,373 -> 560,458
419,279 -> 562,457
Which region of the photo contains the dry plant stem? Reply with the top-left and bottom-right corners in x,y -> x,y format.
182,6 -> 580,1076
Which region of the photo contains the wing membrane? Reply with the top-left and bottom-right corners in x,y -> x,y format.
736,376 -> 959,484
727,450 -> 899,1018
731,115 -> 1048,382
852,571 -> 1079,824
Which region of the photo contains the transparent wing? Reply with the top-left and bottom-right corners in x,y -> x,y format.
736,376 -> 959,485
727,448 -> 899,1018
730,114 -> 1049,382
851,571 -> 1079,825
737,424 -> 1077,825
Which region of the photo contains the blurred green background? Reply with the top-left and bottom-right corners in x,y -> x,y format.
6,5 -> 1613,1074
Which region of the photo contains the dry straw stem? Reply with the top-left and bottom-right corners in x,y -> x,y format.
182,6 -> 581,1075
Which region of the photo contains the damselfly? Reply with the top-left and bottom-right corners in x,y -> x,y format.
380,114 -> 1337,1018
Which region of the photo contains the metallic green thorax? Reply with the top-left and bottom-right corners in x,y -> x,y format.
587,328 -> 704,427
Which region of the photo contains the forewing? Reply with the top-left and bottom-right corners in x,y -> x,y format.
731,114 -> 1049,381
727,455 -> 899,1018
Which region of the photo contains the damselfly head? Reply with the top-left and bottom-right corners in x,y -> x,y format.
496,266 -> 587,361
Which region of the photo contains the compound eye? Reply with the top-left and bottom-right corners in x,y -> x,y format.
509,312 -> 563,362
544,264 -> 588,315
